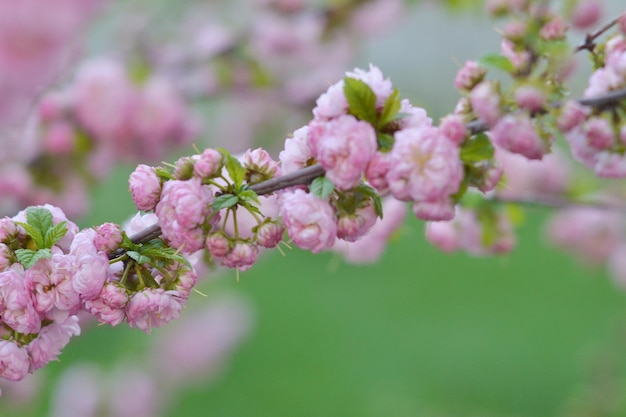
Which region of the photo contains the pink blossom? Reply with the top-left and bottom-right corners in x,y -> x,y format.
584,67 -> 622,98
398,99 -> 432,129
0,217 -> 18,242
126,289 -> 183,334
491,114 -> 548,160
558,100 -> 589,132
332,199 -> 406,264
454,61 -> 486,91
255,221 -> 285,248
173,267 -> 198,299
365,152 -> 391,194
387,126 -> 463,204
94,223 -> 123,253
70,229 -> 109,300
349,0 -> 404,35
49,365 -> 101,417
501,39 -> 531,72
72,58 -> 136,142
583,117 -> 614,150
313,81 -> 347,120
242,148 -> 281,184
540,16 -> 568,40
193,148 -> 223,179
475,161 -> 504,193
129,164 -> 162,211
502,21 -> 526,41
43,122 -> 75,155
123,213 -> 158,236
26,254 -> 80,322
309,115 -> 377,190
469,81 -> 501,127
0,269 -> 41,334
570,0 -> 602,30
0,243 -> 10,271
439,114 -> 468,145
546,207 -> 623,265
27,316 -> 81,372
280,126 -> 313,174
83,283 -> 129,326
156,178 -> 215,253
205,232 -> 231,258
337,201 -> 378,242
279,189 -> 337,253
108,367 -> 162,417
514,85 -> 546,112
220,241 -> 259,271
0,341 -> 30,382
412,199 -> 456,221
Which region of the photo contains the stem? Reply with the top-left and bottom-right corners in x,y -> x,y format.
575,15 -> 622,54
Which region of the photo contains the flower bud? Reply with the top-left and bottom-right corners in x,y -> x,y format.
255,220 -> 284,248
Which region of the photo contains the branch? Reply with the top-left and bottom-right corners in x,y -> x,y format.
114,86 -> 626,255
575,14 -> 623,53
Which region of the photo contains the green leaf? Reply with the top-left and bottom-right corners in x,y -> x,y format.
356,184 -> 383,218
479,53 -> 514,73
378,89 -> 401,129
213,194 -> 240,210
15,248 -> 52,269
127,251 -> 152,265
451,174 -> 470,204
44,222 -> 67,248
14,222 -> 43,248
218,148 -> 246,188
343,77 -> 377,124
460,133 -> 495,163
239,189 -> 260,204
477,207 -> 498,247
377,133 -> 395,152
155,167 -> 175,181
309,177 -> 335,199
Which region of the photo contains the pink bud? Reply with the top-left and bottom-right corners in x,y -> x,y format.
454,61 -> 486,91
94,223 -> 123,253
491,114 -> 548,160
255,221 -> 284,248
470,81 -> 501,127
242,148 -> 281,184
220,241 -> 259,271
583,117 -> 615,150
193,148 -> 223,179
206,232 -> 231,258
439,114 -> 468,145
557,100 -> 588,132
570,0 -> 602,30
540,16 -> 568,40
129,165 -> 161,211
0,341 -> 30,382
514,85 -> 546,112
412,199 -> 456,221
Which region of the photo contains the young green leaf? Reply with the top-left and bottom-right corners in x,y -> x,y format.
15,248 -> 52,269
460,133 -> 495,163
377,133 -> 395,152
356,184 -> 384,218
378,89 -> 401,129
44,222 -> 68,248
218,148 -> 246,188
127,251 -> 152,265
14,222 -> 44,248
478,53 -> 514,73
239,189 -> 260,204
343,77 -> 378,125
213,194 -> 240,210
310,176 -> 335,199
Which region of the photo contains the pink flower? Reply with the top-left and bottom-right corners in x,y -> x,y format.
83,283 -> 129,326
491,114 -> 548,160
454,61 -> 486,91
173,267 -> 198,299
540,16 -> 568,40
156,178 -> 215,253
570,0 -> 602,30
255,221 -> 284,248
500,39 -> 531,71
94,223 -> 123,253
0,341 -> 30,382
336,201 -> 378,242
279,126 -> 313,174
309,115 -> 377,190
313,81 -> 347,120
387,126 -> 463,204
0,269 -> 41,334
27,254 -> 80,322
27,316 -> 81,372
514,85 -> 546,112
365,152 -> 391,194
469,81 -> 502,127
70,229 -> 109,300
412,199 -> 456,221
126,289 -> 183,334
220,241 -> 259,271
558,100 -> 588,132
242,148 -> 281,184
123,213 -> 158,236
398,99 -> 432,129
439,114 -> 468,145
583,117 -> 614,150
205,232 -> 231,258
129,164 -> 161,211
278,189 -> 337,253
332,199 -> 406,264
193,148 -> 223,179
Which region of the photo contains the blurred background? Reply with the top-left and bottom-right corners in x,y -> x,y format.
2,0 -> 626,416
